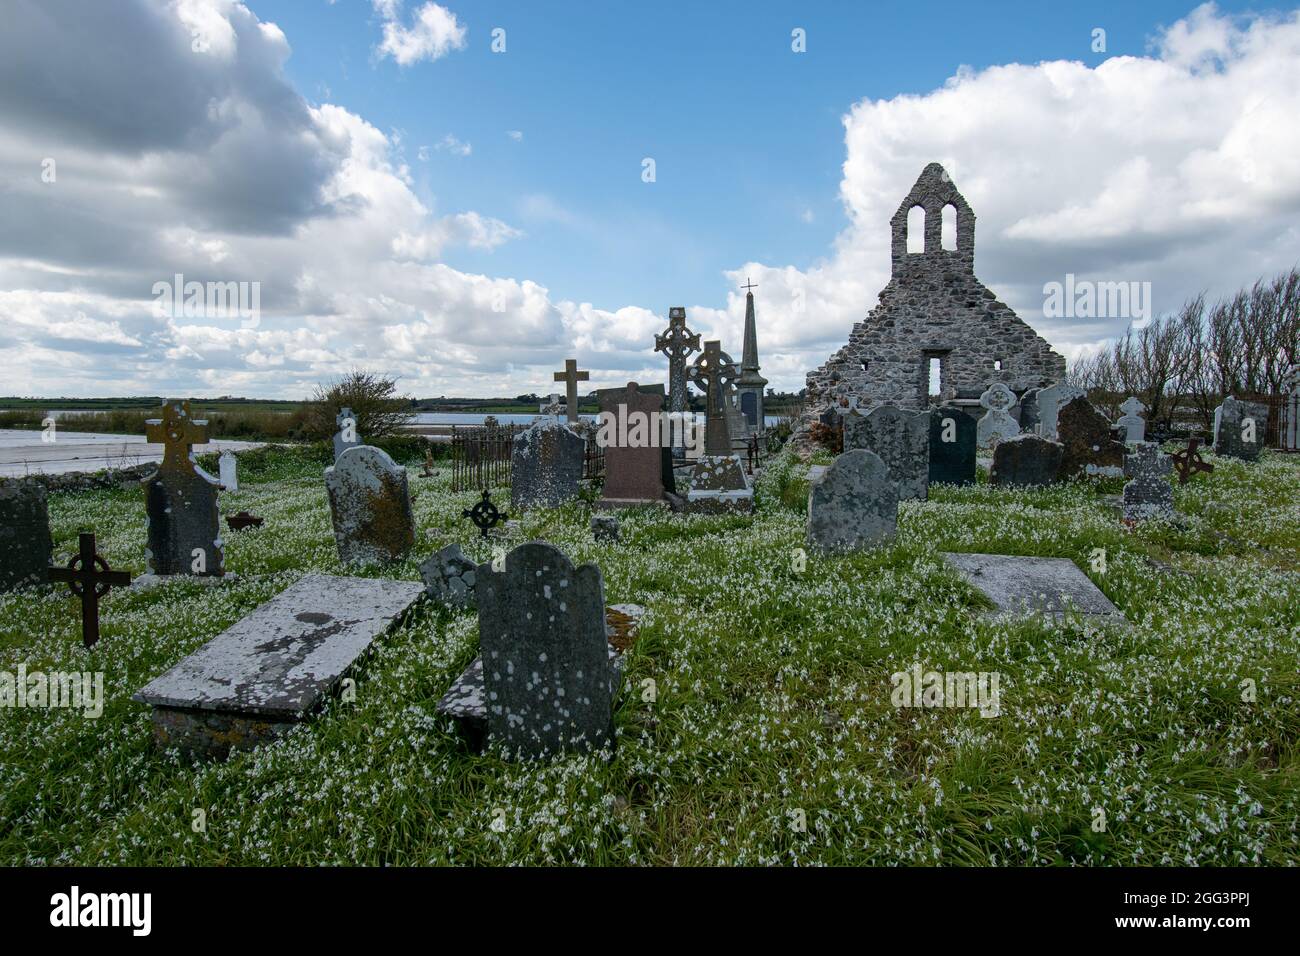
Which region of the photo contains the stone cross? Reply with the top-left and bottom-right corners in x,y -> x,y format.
553,359 -> 590,425
977,382 -> 1019,447
142,400 -> 224,577
146,400 -> 209,470
541,393 -> 565,419
654,307 -> 701,457
690,340 -> 738,457
47,532 -> 132,648
1117,396 -> 1146,443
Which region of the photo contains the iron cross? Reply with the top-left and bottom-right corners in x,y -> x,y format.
46,532 -> 132,648
144,400 -> 210,472
553,359 -> 590,425
742,278 -> 757,292
1171,438 -> 1215,485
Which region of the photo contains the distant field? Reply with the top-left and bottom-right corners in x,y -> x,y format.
0,397 -> 302,414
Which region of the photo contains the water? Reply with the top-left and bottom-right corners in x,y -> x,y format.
411,412 -> 783,427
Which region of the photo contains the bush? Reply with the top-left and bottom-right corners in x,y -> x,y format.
300,369 -> 414,442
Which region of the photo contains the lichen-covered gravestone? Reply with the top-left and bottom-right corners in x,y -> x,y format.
324,445 -> 416,566
927,407 -> 976,486
990,433 -> 1063,487
419,543 -> 477,608
1034,382 -> 1086,441
1213,396 -> 1268,461
1057,397 -> 1125,477
475,541 -> 616,758
1117,397 -> 1146,443
1122,442 -> 1174,521
976,383 -> 1020,448
511,418 -> 585,510
843,404 -> 929,500
685,454 -> 753,512
807,449 -> 898,553
0,479 -> 53,591
142,400 -> 224,577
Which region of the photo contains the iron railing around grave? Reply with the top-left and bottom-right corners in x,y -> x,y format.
450,421 -> 608,492
1252,391 -> 1300,452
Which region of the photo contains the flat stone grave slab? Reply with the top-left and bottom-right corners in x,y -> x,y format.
437,604 -> 644,750
942,552 -> 1122,621
134,573 -> 425,757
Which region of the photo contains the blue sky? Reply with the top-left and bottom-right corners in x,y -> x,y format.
2,0 -> 1298,398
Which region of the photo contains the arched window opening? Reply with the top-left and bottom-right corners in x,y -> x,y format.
941,204 -> 957,251
907,205 -> 925,254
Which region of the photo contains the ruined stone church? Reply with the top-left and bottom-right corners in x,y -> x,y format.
806,163 -> 1066,412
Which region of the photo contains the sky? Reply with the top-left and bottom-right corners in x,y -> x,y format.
2,0 -> 1299,399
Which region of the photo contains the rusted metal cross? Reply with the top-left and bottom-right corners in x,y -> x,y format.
1171,438 -> 1215,485
46,532 -> 132,648
553,359 -> 590,425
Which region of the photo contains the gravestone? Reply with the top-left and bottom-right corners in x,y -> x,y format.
927,407 -> 976,486
692,340 -> 739,457
0,479 -> 53,591
1122,442 -> 1174,521
474,542 -> 615,758
511,418 -> 585,510
591,514 -> 620,542
597,382 -> 666,507
419,544 -> 477,609
1117,397 -> 1146,443
1057,397 -> 1125,477
942,553 -> 1122,620
806,449 -> 898,553
1213,396 -> 1267,461
842,404 -> 929,500
333,407 -> 361,461
1035,383 -> 1086,440
654,307 -> 701,459
143,400 -> 224,577
553,359 -> 590,426
686,455 -> 753,513
218,451 -> 238,492
989,433 -> 1063,487
324,445 -> 416,566
1018,387 -> 1042,433
976,383 -> 1020,447
134,574 -> 424,757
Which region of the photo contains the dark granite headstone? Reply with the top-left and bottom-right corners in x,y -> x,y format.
990,434 -> 1064,487
324,445 -> 416,566
1213,396 -> 1267,461
1035,382 -> 1087,441
927,407 -> 976,486
475,541 -> 615,758
843,404 -> 929,500
1057,397 -> 1125,477
0,479 -> 53,591
1018,387 -> 1042,433
142,400 -> 224,577
419,543 -> 477,608
1122,442 -> 1174,521
596,382 -> 666,507
807,449 -> 898,553
510,418 -> 585,510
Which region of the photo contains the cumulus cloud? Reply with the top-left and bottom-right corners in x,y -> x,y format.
373,1 -> 467,67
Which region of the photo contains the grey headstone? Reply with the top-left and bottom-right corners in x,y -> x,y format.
1213,396 -> 1267,461
1034,382 -> 1086,441
218,451 -> 238,492
843,404 -> 929,500
990,433 -> 1064,487
927,407 -> 976,486
133,573 -> 425,757
419,543 -> 477,608
0,479 -> 53,591
1117,397 -> 1146,444
1122,442 -> 1174,521
333,407 -> 361,461
943,552 -> 1122,620
476,541 -> 615,758
807,449 -> 899,553
324,445 -> 416,566
1057,397 -> 1125,477
511,418 -> 585,510
977,382 -> 1020,447
685,455 -> 753,512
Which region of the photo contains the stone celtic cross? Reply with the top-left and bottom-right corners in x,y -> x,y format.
553,359 -> 589,425
980,382 -> 1015,412
145,400 -> 209,473
47,532 -> 132,648
691,340 -> 738,456
655,307 -> 701,448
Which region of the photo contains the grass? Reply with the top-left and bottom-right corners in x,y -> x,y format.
1,444 -> 1297,865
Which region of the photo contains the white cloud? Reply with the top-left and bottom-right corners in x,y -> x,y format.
506,130 -> 523,142
373,1 -> 467,67
433,133 -> 471,157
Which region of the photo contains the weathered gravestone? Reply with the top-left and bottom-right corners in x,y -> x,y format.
1017,387 -> 1042,433
686,454 -> 753,512
419,543 -> 477,609
806,449 -> 898,553
333,407 -> 361,461
133,574 -> 425,757
654,306 -> 701,459
0,479 -> 53,591
1034,382 -> 1086,441
473,541 -> 616,758
324,445 -> 416,566
1122,442 -> 1174,521
1117,397 -> 1146,443
927,407 -> 976,486
990,433 -> 1064,487
591,513 -> 620,542
1213,396 -> 1268,461
142,400 -> 224,577
1057,397 -> 1125,477
976,382 -> 1020,447
218,451 -> 238,492
511,418 -> 585,510
843,404 -> 929,500
943,553 -> 1122,620
596,382 -> 666,508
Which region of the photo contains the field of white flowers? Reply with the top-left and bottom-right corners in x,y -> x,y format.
1,443 -> 1296,865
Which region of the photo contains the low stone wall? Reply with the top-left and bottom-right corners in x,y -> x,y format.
0,463 -> 155,494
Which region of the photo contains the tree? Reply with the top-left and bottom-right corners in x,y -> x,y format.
302,369 -> 414,441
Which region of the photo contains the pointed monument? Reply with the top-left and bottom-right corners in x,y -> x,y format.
736,278 -> 768,435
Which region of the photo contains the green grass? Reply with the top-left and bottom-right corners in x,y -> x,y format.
1,444 -> 1297,865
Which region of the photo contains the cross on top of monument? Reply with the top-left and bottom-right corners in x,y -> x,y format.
1120,396 -> 1146,417
553,358 -> 590,424
742,278 -> 757,293
46,531 -> 132,648
145,400 -> 210,471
